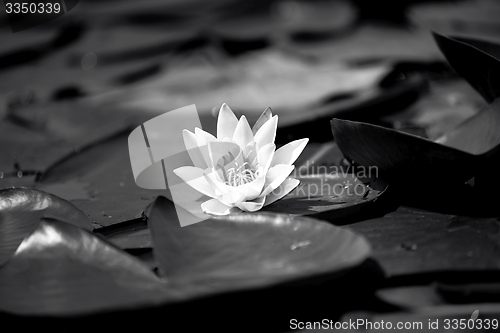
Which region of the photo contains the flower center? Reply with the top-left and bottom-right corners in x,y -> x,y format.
225,162 -> 259,187
215,148 -> 260,187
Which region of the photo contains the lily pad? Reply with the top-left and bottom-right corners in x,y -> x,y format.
211,0 -> 357,42
63,26 -> 197,66
264,174 -> 390,224
276,69 -> 426,142
383,79 -> 485,141
286,23 -> 443,63
0,101 -> 137,184
0,188 -> 92,266
90,49 -> 390,119
349,206 -> 500,276
433,32 -> 500,103
0,219 -> 170,316
0,194 -> 373,318
147,196 -> 372,293
35,131 -> 163,226
96,173 -> 390,250
330,98 -> 500,189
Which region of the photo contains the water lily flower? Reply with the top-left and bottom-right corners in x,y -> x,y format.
173,104 -> 308,216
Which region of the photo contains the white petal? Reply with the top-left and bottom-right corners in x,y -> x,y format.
254,115 -> 277,149
201,198 -> 241,216
173,166 -> 216,198
271,138 -> 309,167
195,128 -> 217,167
234,174 -> 266,201
204,170 -> 246,206
263,178 -> 300,206
208,141 -> 241,170
195,127 -> 217,142
232,115 -> 254,149
257,143 -> 275,175
252,107 -> 273,135
237,196 -> 266,212
261,164 -> 294,197
182,129 -> 208,169
243,141 -> 259,165
217,103 -> 239,139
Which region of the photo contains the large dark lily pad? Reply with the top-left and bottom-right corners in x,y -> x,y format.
330,98 -> 500,188
0,193 -> 373,317
147,196 -> 372,293
0,188 -> 91,266
433,32 -> 500,103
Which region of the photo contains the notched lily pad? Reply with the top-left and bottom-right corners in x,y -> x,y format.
433,32 -> 500,103
0,188 -> 92,266
147,196 -> 372,294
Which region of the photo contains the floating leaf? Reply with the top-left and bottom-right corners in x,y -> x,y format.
96,174 -> 390,250
64,26 -> 197,66
147,196 -> 371,293
0,194 -> 373,317
0,219 -> 169,316
435,97 -> 500,155
285,23 -> 442,63
349,206 -> 500,276
389,79 -> 485,141
276,68 -> 426,143
331,98 -> 500,188
0,188 -> 92,266
36,132 -> 162,226
0,101 -> 137,180
264,174 -> 389,224
211,0 -> 357,42
91,50 -> 390,119
451,36 -> 500,60
433,32 -> 500,103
